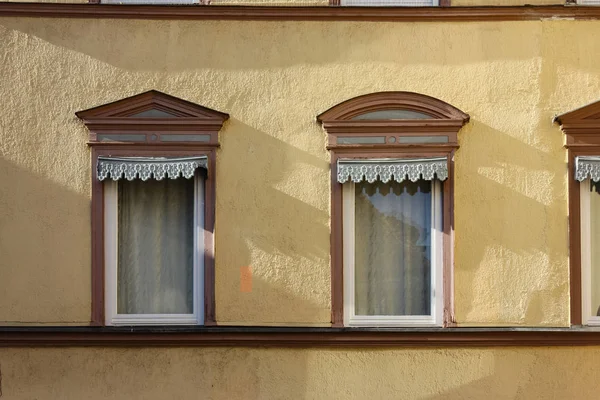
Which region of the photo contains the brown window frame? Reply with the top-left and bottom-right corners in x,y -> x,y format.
317,91 -> 469,327
555,101 -> 600,326
76,90 -> 228,326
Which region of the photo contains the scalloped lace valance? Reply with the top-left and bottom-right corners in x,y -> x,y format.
97,156 -> 208,181
337,157 -> 448,184
576,156 -> 600,182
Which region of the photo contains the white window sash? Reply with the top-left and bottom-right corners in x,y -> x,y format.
343,180 -> 443,327
580,181 -> 600,326
104,176 -> 205,326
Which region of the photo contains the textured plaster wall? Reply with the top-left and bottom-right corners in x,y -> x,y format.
1,346 -> 600,399
2,18 -> 600,326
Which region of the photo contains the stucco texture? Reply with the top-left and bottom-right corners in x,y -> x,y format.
0,346 -> 599,398
2,18 -> 599,326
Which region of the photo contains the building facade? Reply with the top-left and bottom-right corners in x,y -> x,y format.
2,0 -> 600,397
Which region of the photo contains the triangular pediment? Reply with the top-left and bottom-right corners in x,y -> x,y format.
555,99 -> 600,125
76,90 -> 229,121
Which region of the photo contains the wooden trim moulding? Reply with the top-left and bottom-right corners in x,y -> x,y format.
2,3 -> 600,22
5,327 -> 600,347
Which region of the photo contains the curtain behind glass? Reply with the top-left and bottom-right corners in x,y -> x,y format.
590,181 -> 600,316
117,178 -> 194,314
354,180 -> 432,316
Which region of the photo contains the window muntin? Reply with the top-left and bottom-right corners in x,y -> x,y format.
104,173 -> 205,326
343,178 -> 443,326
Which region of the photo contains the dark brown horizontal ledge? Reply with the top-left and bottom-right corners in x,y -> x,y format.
3,326 -> 600,347
1,3 -> 600,22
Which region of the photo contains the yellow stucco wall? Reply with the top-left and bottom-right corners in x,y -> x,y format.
4,17 -> 600,327
0,346 -> 599,398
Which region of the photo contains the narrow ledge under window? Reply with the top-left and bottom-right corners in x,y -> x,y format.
5,326 -> 600,347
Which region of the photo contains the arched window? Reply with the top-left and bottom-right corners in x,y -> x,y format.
318,92 -> 469,327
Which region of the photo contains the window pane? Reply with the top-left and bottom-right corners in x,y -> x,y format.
117,178 -> 194,314
590,181 -> 600,317
352,110 -> 433,120
354,180 -> 432,316
337,136 -> 386,144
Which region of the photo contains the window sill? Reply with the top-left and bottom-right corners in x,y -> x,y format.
3,326 -> 600,347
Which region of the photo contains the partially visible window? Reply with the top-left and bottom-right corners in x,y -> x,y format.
102,157 -> 206,325
340,0 -> 437,5
578,158 -> 600,326
555,101 -> 600,326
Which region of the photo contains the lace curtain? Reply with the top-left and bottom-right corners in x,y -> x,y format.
354,180 -> 432,316
117,178 -> 194,314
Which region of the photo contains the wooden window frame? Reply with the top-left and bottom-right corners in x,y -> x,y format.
317,92 -> 469,327
76,90 -> 228,326
555,100 -> 600,326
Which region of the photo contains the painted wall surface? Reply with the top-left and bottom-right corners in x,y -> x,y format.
0,346 -> 599,398
4,18 -> 600,327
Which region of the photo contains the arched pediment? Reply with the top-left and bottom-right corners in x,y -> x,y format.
317,92 -> 469,122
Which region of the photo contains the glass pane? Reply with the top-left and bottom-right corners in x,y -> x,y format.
130,109 -> 177,118
398,136 -> 449,144
352,110 -> 433,120
591,181 -> 600,317
117,178 -> 194,314
160,134 -> 211,142
337,136 -> 386,144
97,134 -> 146,142
354,180 -> 433,316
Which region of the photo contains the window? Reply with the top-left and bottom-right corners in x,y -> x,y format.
102,157 -> 206,325
339,0 -> 438,5
579,167 -> 600,325
333,0 -> 448,6
318,92 -> 469,327
555,101 -> 600,326
99,0 -> 200,4
76,90 -> 228,326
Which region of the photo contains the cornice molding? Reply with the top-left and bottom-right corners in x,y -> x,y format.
1,3 -> 600,22
3,327 -> 600,347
